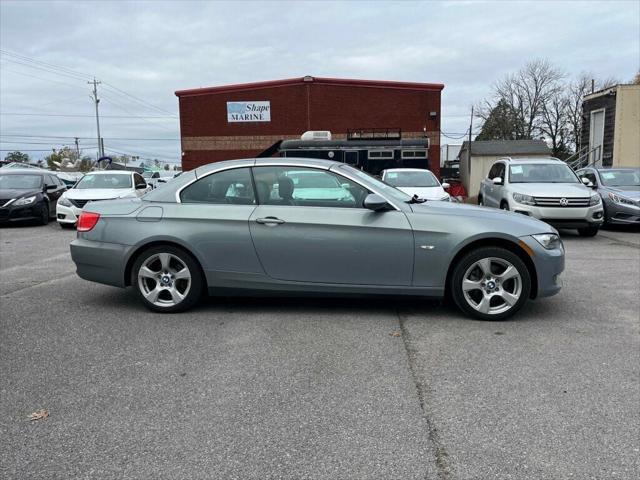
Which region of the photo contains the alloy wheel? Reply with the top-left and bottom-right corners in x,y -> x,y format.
137,253 -> 192,307
461,257 -> 522,315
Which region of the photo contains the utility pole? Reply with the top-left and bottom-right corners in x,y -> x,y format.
74,137 -> 80,158
88,78 -> 103,158
468,106 -> 474,176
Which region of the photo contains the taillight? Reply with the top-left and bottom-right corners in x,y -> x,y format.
77,211 -> 100,232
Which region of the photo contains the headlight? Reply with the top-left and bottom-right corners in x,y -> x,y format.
13,195 -> 37,206
532,233 -> 562,250
589,194 -> 601,206
57,196 -> 72,207
512,192 -> 536,205
607,192 -> 634,206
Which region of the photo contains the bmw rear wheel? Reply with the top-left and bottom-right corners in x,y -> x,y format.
451,247 -> 531,321
132,246 -> 203,313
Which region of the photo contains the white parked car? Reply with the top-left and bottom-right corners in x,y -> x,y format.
381,168 -> 450,201
56,171 -> 150,228
478,157 -> 604,237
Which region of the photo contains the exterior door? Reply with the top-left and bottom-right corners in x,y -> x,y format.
249,166 -> 414,285
589,109 -> 605,166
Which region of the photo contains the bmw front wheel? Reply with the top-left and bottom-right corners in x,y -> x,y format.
132,246 -> 203,313
451,247 -> 531,321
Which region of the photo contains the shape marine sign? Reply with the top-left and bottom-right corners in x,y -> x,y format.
227,101 -> 271,122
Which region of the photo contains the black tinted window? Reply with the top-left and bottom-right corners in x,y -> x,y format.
180,167 -> 255,205
252,166 -> 369,208
488,164 -> 499,178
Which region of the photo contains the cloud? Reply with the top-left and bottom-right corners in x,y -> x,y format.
1,0 -> 638,160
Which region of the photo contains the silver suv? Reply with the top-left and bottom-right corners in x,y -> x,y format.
479,157 -> 604,237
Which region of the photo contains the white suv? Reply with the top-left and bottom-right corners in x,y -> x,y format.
478,157 -> 604,237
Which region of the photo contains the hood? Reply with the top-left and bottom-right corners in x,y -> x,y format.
409,201 -> 555,235
508,183 -> 592,197
604,186 -> 640,198
0,188 -> 40,200
397,186 -> 448,200
64,188 -> 135,200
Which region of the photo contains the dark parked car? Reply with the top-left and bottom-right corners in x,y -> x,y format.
0,169 -> 66,225
577,167 -> 640,225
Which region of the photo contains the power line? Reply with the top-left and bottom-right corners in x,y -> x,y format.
102,82 -> 177,117
0,134 -> 181,140
0,66 -> 87,90
0,49 -> 92,81
0,112 -> 178,119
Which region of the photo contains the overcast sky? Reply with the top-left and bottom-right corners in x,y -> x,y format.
1,0 -> 638,163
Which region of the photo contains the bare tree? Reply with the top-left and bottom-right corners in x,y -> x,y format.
493,59 -> 565,139
540,93 -> 571,158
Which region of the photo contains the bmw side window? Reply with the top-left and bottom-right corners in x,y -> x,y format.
180,167 -> 255,205
252,166 -> 369,208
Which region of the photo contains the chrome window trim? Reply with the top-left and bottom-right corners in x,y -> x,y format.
175,161 -> 402,211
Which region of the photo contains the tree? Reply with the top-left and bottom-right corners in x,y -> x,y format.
492,59 -> 565,139
164,163 -> 170,171
540,93 -> 571,158
44,146 -> 79,171
4,151 -> 30,163
476,99 -> 523,140
633,71 -> 640,84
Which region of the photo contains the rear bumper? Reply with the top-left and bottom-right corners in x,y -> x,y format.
520,235 -> 565,298
70,238 -> 130,287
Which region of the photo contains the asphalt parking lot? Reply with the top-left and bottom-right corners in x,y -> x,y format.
1,223 -> 638,479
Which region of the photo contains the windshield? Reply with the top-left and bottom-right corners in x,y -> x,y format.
75,173 -> 132,189
509,163 -> 579,184
598,169 -> 640,187
0,174 -> 42,189
337,164 -> 412,203
384,170 -> 439,188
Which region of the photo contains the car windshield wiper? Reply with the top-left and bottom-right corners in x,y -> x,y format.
406,194 -> 427,204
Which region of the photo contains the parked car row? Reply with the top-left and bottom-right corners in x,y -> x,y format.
478,157 -> 639,236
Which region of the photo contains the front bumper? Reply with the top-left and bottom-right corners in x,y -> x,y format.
520,235 -> 565,298
0,202 -> 44,223
56,203 -> 82,224
603,199 -> 640,225
70,237 -> 131,287
510,202 -> 604,229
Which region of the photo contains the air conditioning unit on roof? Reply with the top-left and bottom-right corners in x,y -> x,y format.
300,131 -> 332,141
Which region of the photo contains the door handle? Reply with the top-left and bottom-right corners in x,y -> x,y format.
255,217 -> 285,225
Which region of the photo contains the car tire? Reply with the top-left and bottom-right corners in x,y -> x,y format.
450,247 -> 531,321
38,203 -> 49,225
478,195 -> 483,206
578,227 -> 599,237
500,201 -> 509,211
131,245 -> 203,313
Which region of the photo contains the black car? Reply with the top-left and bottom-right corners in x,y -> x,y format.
0,169 -> 66,225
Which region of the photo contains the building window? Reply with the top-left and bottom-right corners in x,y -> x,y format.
368,150 -> 394,160
401,150 -> 427,159
344,151 -> 359,165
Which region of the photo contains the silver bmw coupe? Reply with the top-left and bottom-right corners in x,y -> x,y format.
70,158 -> 565,320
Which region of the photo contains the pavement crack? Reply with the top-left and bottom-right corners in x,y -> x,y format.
396,307 -> 453,480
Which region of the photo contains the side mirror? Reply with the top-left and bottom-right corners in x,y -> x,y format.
364,193 -> 391,211
581,177 -> 595,187
135,183 -> 147,189
492,177 -> 503,185
442,182 -> 450,190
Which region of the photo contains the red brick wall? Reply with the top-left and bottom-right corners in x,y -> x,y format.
178,80 -> 442,176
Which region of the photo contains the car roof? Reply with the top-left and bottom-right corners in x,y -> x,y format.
499,157 -> 564,164
593,167 -> 639,171
383,168 -> 433,173
0,168 -> 48,175
194,157 -> 342,178
85,170 -> 133,175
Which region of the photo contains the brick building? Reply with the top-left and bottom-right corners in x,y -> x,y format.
175,76 -> 444,176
